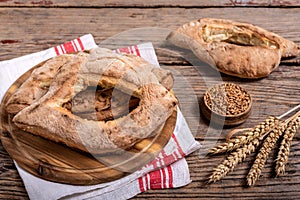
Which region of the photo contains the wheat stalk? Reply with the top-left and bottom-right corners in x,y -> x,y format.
276,117 -> 300,176
209,105 -> 300,186
209,116 -> 279,154
246,123 -> 287,186
209,138 -> 260,183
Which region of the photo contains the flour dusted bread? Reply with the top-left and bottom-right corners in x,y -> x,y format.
5,54 -> 75,114
6,52 -> 174,115
167,18 -> 299,78
9,47 -> 177,154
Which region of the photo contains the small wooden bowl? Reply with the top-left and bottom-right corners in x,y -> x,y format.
200,83 -> 252,126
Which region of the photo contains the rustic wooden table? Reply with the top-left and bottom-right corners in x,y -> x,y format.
1,1 -> 300,199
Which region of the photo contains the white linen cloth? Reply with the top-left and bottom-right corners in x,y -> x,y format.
0,34 -> 200,200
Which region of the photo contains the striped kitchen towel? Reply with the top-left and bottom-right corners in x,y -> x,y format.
0,34 -> 200,200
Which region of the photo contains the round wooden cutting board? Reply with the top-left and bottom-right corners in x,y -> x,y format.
0,63 -> 176,185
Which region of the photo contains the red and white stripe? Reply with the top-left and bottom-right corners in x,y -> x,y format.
113,45 -> 141,57
145,133 -> 188,171
54,37 -> 85,56
138,165 -> 173,192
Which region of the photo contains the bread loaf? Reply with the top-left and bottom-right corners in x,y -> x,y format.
9,47 -> 177,154
167,18 -> 299,78
5,54 -> 75,114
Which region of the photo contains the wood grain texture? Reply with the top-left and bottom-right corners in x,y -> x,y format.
0,0 -> 300,7
0,5 -> 299,200
0,7 -> 299,62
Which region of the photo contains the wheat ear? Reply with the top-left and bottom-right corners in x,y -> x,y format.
208,138 -> 260,183
276,117 -> 300,176
209,116 -> 279,154
246,123 -> 287,186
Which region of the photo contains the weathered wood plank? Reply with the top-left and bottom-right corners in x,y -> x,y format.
0,0 -> 300,7
272,0 -> 300,6
0,7 -> 299,62
0,142 -> 29,199
138,139 -> 300,199
1,62 -> 299,199
167,64 -> 300,138
0,6 -> 299,200
1,138 -> 300,199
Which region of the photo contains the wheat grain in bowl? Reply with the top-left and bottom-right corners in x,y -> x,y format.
201,82 -> 252,126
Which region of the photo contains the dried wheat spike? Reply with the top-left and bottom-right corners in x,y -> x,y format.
209,138 -> 260,183
209,116 -> 279,154
246,123 -> 287,186
276,117 -> 300,176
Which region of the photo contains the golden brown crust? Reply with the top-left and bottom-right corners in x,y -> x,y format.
207,43 -> 281,78
5,55 -> 75,114
11,48 -> 177,154
6,51 -> 174,115
167,18 -> 299,78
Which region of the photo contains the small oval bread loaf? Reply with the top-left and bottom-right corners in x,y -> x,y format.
167,18 -> 299,78
10,47 -> 178,154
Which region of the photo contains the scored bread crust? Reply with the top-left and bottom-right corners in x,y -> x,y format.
6,51 -> 174,115
11,48 -> 178,154
71,88 -> 140,121
167,18 -> 299,78
5,54 -> 75,114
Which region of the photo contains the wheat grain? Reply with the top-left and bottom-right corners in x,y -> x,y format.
246,123 -> 287,186
276,117 -> 300,176
209,116 -> 279,154
205,83 -> 251,116
209,138 -> 260,183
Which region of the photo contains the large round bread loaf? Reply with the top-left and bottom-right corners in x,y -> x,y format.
8,47 -> 178,154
